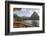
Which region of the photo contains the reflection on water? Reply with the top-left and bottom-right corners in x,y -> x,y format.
13,20 -> 39,28
24,20 -> 39,27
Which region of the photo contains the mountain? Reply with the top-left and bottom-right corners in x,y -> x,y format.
14,12 -> 39,20
14,14 -> 22,21
30,12 -> 39,20
24,12 -> 39,20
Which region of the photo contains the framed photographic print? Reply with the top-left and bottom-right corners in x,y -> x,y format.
5,1 -> 45,35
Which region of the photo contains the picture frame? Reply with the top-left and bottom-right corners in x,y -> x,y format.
5,1 -> 45,35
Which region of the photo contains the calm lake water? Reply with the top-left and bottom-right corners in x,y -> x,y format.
13,20 -> 39,28
24,20 -> 39,27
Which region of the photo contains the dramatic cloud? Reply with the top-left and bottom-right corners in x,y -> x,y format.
13,8 -> 33,17
13,8 -> 39,17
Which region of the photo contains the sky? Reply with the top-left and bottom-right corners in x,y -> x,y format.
13,8 -> 39,17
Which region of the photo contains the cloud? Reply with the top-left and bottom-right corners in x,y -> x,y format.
13,8 -> 34,17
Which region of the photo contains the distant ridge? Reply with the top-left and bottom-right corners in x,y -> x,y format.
14,12 -> 39,20
24,12 -> 39,20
